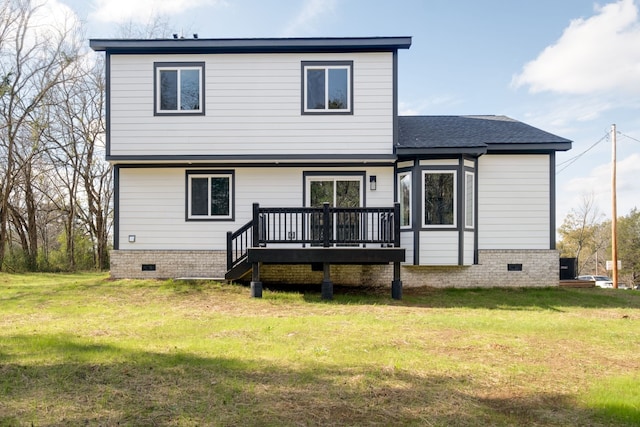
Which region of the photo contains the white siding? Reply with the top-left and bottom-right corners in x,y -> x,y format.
464,231 -> 475,265
419,231 -> 458,265
419,159 -> 458,166
400,232 -> 414,265
118,166 -> 394,250
109,52 -> 394,158
478,154 -> 550,249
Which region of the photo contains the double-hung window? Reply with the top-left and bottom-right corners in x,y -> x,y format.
423,171 -> 456,228
302,61 -> 353,114
155,62 -> 204,115
187,171 -> 233,220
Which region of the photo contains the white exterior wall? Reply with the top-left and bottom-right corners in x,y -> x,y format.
418,231 -> 458,265
109,52 -> 393,157
400,232 -> 414,265
478,154 -> 550,249
464,231 -> 475,265
117,166 -> 394,250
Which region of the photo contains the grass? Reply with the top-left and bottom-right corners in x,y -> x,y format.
1,273 -> 639,426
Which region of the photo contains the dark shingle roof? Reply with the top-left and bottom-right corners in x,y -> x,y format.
397,115 -> 571,154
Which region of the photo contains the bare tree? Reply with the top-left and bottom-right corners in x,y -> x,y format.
116,15 -> 174,39
0,0 -> 81,270
558,193 -> 605,275
42,49 -> 112,270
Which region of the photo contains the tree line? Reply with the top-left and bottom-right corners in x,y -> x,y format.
0,0 -> 110,272
558,194 -> 640,287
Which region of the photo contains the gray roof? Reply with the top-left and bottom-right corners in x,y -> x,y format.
397,115 -> 572,154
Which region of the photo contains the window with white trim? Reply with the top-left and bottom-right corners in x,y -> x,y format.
155,62 -> 204,115
465,171 -> 475,229
398,172 -> 412,228
187,172 -> 233,220
302,61 -> 352,114
423,171 -> 456,227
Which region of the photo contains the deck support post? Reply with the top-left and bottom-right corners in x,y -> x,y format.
250,262 -> 262,298
321,263 -> 333,300
391,261 -> 402,300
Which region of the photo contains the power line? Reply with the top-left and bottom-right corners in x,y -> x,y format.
618,131 -> 640,144
556,132 -> 609,174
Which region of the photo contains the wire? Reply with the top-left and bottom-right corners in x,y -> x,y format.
618,132 -> 640,144
556,132 -> 609,174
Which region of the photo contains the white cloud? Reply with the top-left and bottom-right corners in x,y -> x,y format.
398,96 -> 463,116
512,0 -> 640,95
10,0 -> 85,55
519,96 -> 614,138
559,152 -> 640,222
281,0 -> 337,37
89,0 -> 221,24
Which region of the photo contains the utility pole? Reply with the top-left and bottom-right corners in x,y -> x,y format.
611,124 -> 619,289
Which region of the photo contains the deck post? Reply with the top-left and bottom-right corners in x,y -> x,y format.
250,262 -> 262,298
252,203 -> 260,247
226,231 -> 233,271
322,202 -> 330,247
321,263 -> 333,300
393,202 -> 401,247
391,261 -> 402,300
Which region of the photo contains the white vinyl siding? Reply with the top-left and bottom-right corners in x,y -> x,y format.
109,52 -> 394,157
478,154 -> 550,249
419,231 -> 458,265
464,231 -> 475,265
400,232 -> 414,265
117,166 -> 394,250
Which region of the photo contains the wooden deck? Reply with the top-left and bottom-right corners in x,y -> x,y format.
559,280 -> 595,288
226,203 -> 404,299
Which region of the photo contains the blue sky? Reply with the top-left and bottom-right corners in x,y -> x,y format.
53,0 -> 640,224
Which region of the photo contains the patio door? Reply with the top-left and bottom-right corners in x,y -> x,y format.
306,176 -> 362,245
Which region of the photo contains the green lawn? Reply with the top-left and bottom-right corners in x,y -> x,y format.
1,273 -> 639,426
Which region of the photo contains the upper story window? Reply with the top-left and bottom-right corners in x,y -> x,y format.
186,171 -> 234,221
423,171 -> 456,228
155,62 -> 205,115
302,61 -> 353,114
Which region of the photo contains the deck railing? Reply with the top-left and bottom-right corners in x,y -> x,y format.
227,203 -> 400,271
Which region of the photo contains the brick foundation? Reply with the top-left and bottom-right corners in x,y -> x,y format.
110,249 -> 559,288
109,250 -> 227,279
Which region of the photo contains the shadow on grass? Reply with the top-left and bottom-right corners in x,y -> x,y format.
257,282 -> 640,311
1,333 -> 633,426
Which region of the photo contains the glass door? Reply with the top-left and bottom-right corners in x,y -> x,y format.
306,176 -> 362,245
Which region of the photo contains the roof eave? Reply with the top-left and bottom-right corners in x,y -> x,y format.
486,142 -> 572,152
396,146 -> 488,156
89,36 -> 413,53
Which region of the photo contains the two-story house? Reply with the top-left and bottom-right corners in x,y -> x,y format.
90,36 -> 571,298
